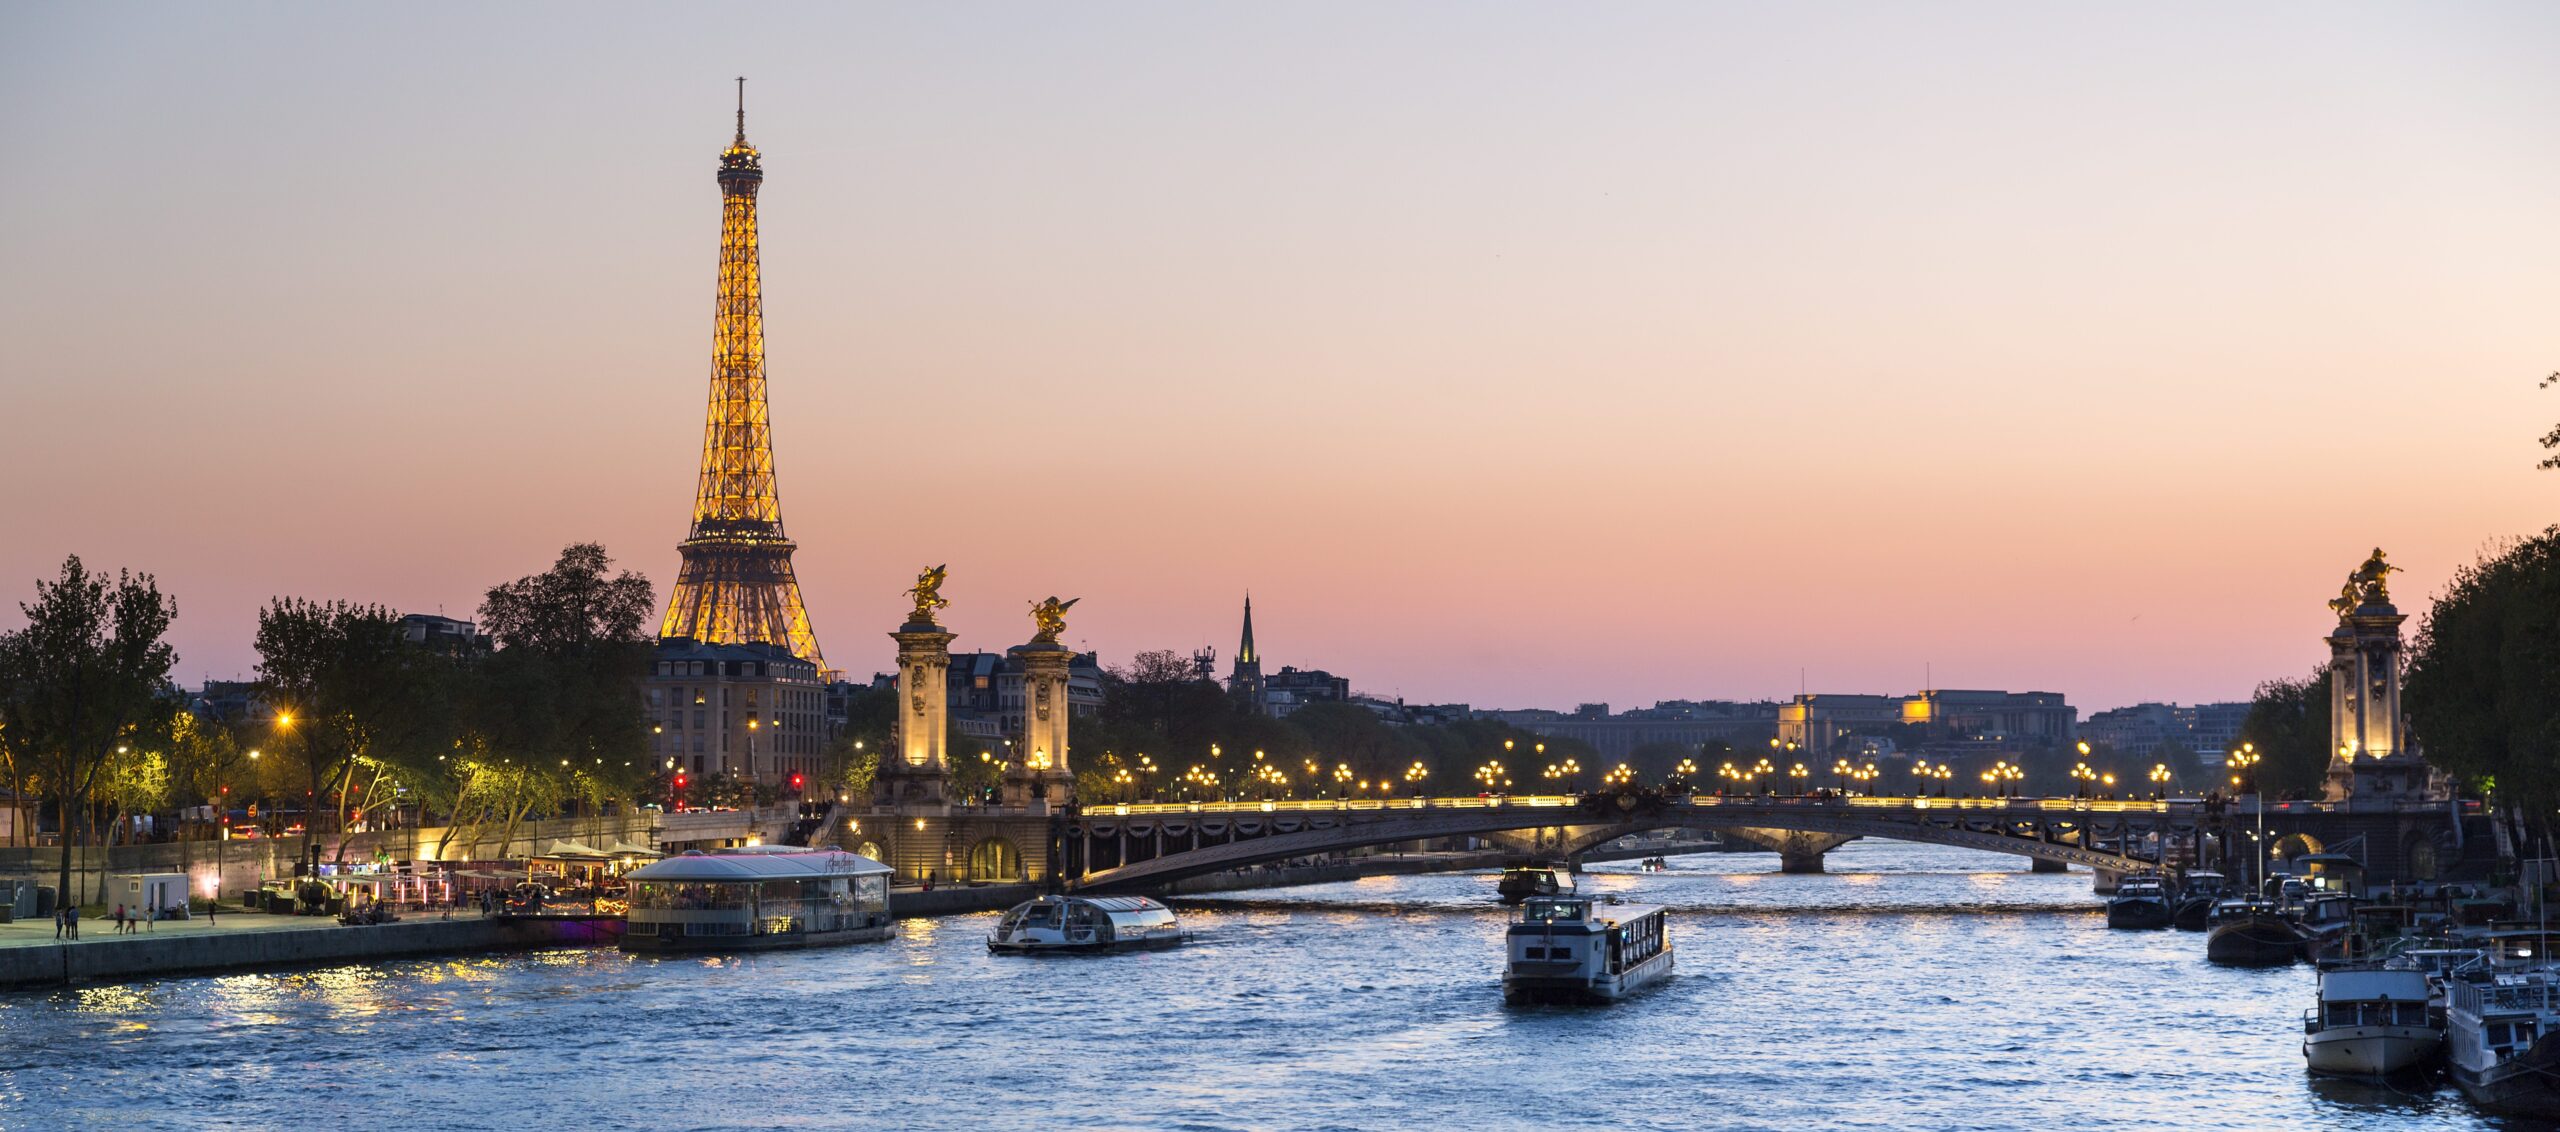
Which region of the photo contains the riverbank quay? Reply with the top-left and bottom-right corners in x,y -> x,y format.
0,910 -> 619,989
0,882 -> 1041,990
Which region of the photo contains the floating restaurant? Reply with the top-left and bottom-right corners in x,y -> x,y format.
621,848 -> 893,952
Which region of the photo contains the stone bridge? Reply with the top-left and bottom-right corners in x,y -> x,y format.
1062,794 -> 2215,892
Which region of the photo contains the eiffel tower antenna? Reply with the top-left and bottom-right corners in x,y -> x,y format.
659,87 -> 829,673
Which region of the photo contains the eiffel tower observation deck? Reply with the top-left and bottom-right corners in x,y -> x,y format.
658,81 -> 827,673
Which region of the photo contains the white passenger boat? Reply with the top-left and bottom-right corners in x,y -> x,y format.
987,895 -> 1184,954
2444,968 -> 2560,1117
1503,894 -> 1672,1004
620,848 -> 893,953
2302,967 -> 2441,1078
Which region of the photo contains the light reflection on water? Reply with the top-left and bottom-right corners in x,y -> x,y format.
0,840 -> 2507,1131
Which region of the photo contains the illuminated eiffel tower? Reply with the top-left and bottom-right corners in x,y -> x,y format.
658,80 -> 827,671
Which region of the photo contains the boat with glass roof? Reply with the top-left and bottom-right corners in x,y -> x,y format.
620,848 -> 893,953
987,895 -> 1185,953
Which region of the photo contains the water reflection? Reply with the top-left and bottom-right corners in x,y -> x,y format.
0,840 -> 2512,1131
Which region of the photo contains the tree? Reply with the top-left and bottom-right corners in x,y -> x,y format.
2406,528 -> 2560,813
1289,702 -> 1421,779
2149,738 -> 2206,787
0,556 -> 179,902
254,597 -> 421,861
456,543 -> 655,854
2237,669 -> 2332,799
2539,371 -> 2560,471
819,685 -> 893,799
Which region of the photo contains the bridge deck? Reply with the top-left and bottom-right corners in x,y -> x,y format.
1090,794 -> 2185,817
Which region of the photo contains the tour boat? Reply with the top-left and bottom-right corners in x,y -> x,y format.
2302,967 -> 2442,1078
2206,898 -> 2300,967
2105,875 -> 2175,931
1497,864 -> 1574,906
620,848 -> 893,953
2173,871 -> 2228,932
986,895 -> 1185,954
2444,969 -> 2560,1117
1503,894 -> 1672,1004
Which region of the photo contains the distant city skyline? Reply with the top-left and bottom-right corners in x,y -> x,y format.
5,4 -> 2556,710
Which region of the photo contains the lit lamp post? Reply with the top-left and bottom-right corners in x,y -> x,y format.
1673,758 -> 1698,792
1833,759 -> 1851,793
1405,761 -> 1429,796
1934,764 -> 1952,796
1788,762 -> 1809,795
2228,742 -> 2264,889
2149,763 -> 2172,800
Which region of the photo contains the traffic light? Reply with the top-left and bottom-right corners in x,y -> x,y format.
672,772 -> 689,791
789,773 -> 804,792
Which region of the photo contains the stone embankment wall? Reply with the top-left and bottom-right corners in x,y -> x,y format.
0,917 -> 620,990
889,883 -> 1038,918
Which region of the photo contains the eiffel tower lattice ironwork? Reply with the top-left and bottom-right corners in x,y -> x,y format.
658,80 -> 827,671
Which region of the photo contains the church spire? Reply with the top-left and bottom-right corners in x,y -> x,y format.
1228,593 -> 1266,714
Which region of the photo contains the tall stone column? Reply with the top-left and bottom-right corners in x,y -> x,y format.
883,568 -> 958,808
2322,549 -> 2424,803
1009,640 -> 1075,808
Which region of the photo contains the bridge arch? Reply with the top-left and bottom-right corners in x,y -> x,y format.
2272,832 -> 2323,863
969,837 -> 1024,883
1066,799 -> 2170,892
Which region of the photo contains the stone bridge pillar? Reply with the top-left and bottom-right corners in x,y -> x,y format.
1009,638 -> 1075,808
1725,828 -> 1853,873
886,618 -> 957,805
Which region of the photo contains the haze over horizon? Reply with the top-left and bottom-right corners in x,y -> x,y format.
4,3 -> 2555,713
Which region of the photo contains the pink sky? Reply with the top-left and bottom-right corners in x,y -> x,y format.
3,3 -> 2555,711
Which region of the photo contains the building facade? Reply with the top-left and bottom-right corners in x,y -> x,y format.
646,639 -> 827,787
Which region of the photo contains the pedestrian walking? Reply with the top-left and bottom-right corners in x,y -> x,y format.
53,906 -> 65,941
206,896 -> 217,926
113,904 -> 127,934
65,905 -> 79,940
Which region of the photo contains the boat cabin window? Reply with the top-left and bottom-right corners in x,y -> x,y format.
1522,900 -> 1585,923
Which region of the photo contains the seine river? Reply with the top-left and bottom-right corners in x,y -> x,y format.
0,841 -> 2513,1131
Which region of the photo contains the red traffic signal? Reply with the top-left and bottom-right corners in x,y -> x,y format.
789,773 -> 804,791
672,772 -> 688,790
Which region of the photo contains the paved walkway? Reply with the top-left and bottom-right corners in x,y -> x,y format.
0,907 -> 485,950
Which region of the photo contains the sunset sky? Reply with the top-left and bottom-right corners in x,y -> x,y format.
3,3 -> 2555,712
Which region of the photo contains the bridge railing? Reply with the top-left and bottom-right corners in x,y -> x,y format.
1096,795 -> 1583,818
1086,793 -> 2182,819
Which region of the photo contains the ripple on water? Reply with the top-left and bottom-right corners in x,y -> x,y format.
0,840 -> 2510,1131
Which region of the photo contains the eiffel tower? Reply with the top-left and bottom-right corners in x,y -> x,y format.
658,80 -> 827,672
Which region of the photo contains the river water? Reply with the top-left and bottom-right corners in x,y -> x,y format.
0,841 -> 2515,1131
